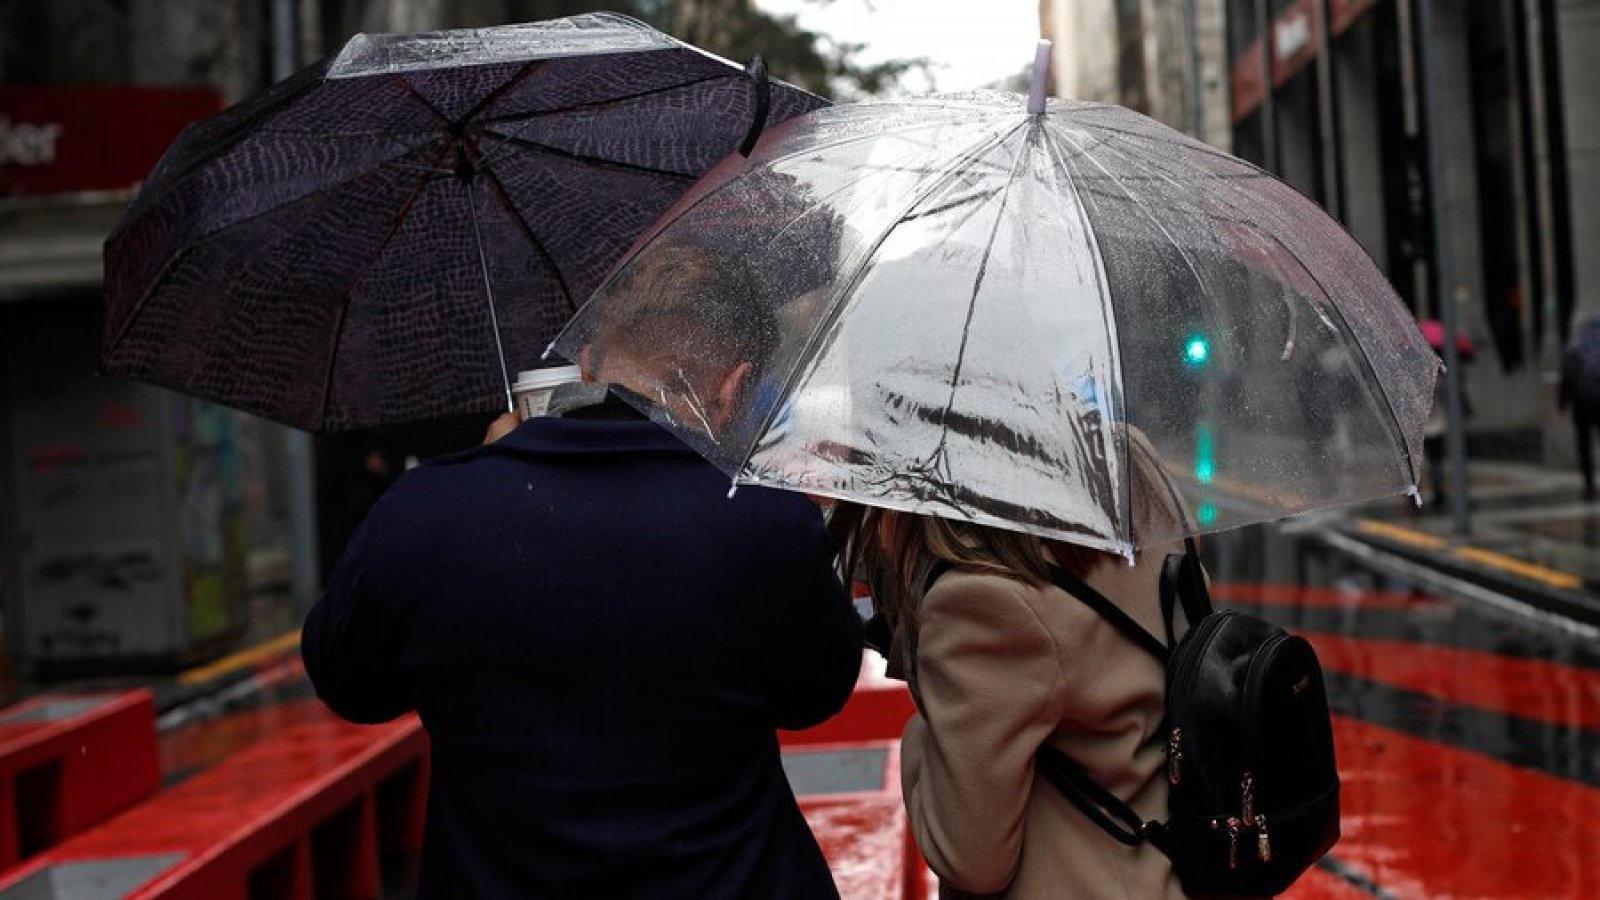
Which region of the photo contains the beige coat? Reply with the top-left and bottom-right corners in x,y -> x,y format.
900,549 -> 1192,899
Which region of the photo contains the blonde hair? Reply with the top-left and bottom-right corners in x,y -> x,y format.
830,427 -> 1188,632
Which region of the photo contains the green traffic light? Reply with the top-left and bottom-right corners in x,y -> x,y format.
1195,425 -> 1215,485
1183,333 -> 1211,367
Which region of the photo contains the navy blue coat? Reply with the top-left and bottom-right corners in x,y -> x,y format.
302,413 -> 863,899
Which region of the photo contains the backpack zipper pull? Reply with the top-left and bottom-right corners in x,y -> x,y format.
1167,727 -> 1183,785
1240,771 -> 1255,821
1213,816 -> 1242,869
1255,814 -> 1272,863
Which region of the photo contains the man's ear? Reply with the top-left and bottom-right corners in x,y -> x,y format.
711,360 -> 755,432
577,345 -> 599,382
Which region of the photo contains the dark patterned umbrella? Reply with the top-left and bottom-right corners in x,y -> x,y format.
102,13 -> 826,432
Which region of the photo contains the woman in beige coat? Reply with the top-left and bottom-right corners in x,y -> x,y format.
833,440 -> 1195,899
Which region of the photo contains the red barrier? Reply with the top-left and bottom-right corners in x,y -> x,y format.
788,733 -> 928,900
784,654 -> 915,749
0,691 -> 159,872
0,714 -> 427,900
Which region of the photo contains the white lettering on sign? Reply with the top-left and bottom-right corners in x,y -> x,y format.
0,115 -> 64,167
1274,13 -> 1312,63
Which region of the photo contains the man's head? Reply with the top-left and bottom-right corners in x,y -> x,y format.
584,242 -> 779,440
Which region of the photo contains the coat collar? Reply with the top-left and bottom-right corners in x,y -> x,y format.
488,415 -> 700,458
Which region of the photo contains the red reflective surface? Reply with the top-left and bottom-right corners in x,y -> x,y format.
1214,582 -> 1446,610
160,698 -> 333,781
10,563 -> 1597,899
804,797 -> 921,900
1304,631 -> 1600,731
1320,715 -> 1600,899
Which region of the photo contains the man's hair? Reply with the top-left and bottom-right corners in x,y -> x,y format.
592,241 -> 779,380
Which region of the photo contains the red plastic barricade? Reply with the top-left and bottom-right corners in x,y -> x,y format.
785,654 -> 928,900
783,654 -> 915,750
0,714 -> 427,900
0,691 -> 159,872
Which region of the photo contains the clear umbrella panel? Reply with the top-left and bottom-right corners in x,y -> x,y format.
554,93 -> 1440,555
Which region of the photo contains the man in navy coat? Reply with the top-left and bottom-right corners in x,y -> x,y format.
303,247 -> 863,898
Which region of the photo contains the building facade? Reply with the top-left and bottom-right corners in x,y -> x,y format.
1226,0 -> 1595,460
1043,0 -> 1599,466
0,0 -> 557,676
1042,0 -> 1232,149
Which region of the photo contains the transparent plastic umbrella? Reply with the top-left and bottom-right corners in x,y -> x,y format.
551,90 -> 1441,555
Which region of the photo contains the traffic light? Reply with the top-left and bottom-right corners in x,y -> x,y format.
1194,424 -> 1216,485
1195,417 -> 1218,527
1182,332 -> 1211,368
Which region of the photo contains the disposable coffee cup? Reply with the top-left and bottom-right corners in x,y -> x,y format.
512,365 -> 583,420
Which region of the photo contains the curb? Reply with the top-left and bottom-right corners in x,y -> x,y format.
1321,520 -> 1600,632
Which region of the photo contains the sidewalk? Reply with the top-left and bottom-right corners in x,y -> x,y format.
1326,459 -> 1600,629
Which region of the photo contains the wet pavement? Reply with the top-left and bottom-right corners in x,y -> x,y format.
69,515 -> 1600,899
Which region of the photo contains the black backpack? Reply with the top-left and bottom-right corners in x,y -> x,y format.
1036,543 -> 1340,896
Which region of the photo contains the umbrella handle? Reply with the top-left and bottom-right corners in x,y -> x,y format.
739,55 -> 771,157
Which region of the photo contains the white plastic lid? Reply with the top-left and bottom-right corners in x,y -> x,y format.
513,365 -> 583,391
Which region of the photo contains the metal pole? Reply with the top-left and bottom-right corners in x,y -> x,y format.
273,0 -> 323,610
1185,0 -> 1205,139
1414,0 -> 1471,535
1255,0 -> 1278,171
1313,0 -> 1342,220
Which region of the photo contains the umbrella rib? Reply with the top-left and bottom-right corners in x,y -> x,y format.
312,161 -> 444,429
103,139 -> 449,365
1081,122 -> 1420,491
394,75 -> 453,127
929,123 -> 1035,475
473,71 -> 734,126
479,166 -> 578,313
1127,141 -> 1422,488
1036,126 -> 1134,544
480,132 -> 701,181
459,61 -> 542,126
1062,136 -> 1307,363
1225,214 -> 1422,487
469,72 -> 738,175
1054,127 -> 1225,350
1069,115 -> 1253,169
1055,124 -> 1244,537
727,118 -> 1029,484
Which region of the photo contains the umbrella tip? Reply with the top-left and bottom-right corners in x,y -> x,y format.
1028,39 -> 1053,114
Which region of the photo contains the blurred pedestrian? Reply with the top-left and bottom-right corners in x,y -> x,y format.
1558,314 -> 1600,500
831,432 -> 1195,899
303,245 -> 863,899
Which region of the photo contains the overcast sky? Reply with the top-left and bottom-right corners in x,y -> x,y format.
752,0 -> 1042,96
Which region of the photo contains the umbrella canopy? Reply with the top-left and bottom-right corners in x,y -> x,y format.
102,13 -> 826,432
551,92 -> 1440,555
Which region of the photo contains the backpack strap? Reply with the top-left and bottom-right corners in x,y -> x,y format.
1036,744 -> 1171,852
1159,538 -> 1214,648
1048,566 -> 1169,663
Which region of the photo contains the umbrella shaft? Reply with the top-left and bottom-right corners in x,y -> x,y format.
464,181 -> 515,414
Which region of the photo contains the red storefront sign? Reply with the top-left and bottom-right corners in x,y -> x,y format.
1329,0 -> 1381,35
1230,0 -> 1382,124
0,85 -> 222,197
1271,0 -> 1319,85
